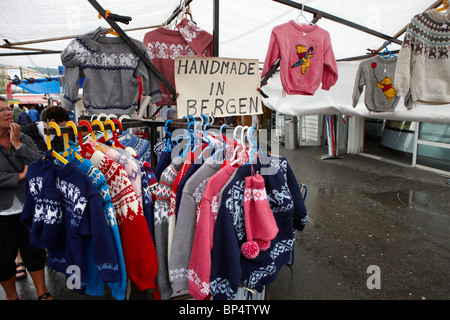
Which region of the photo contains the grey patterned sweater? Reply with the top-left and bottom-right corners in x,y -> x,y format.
61,27 -> 161,115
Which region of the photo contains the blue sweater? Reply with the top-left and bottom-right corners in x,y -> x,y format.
209,156 -> 308,300
21,151 -> 119,294
66,149 -> 127,300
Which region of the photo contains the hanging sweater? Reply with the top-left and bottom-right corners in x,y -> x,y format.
153,158 -> 184,300
61,27 -> 161,114
21,153 -> 119,294
395,9 -> 450,108
261,20 -> 338,95
169,157 -> 223,294
209,157 -> 308,300
352,56 -> 400,112
88,150 -> 158,291
143,18 -> 213,106
69,154 -> 127,300
188,164 -> 237,300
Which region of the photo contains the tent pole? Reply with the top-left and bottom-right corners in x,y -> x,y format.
272,0 -> 402,45
213,0 -> 220,57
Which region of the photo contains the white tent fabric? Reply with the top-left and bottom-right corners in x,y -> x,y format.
1,0 -> 449,123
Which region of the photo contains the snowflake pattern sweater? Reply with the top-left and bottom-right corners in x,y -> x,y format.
261,20 -> 338,95
21,152 -> 119,294
68,154 -> 127,300
209,156 -> 308,300
61,27 -> 161,114
143,18 -> 213,106
88,150 -> 158,291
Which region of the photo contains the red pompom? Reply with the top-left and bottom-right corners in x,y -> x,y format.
371,62 -> 377,68
255,239 -> 271,251
241,241 -> 260,259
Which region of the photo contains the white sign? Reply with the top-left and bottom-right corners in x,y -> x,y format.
174,57 -> 262,118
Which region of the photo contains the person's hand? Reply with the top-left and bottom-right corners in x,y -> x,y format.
8,123 -> 22,150
18,164 -> 28,181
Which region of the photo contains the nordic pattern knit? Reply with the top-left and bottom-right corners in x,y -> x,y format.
70,154 -> 127,300
153,159 -> 183,300
88,150 -> 158,291
21,153 -> 119,294
395,9 -> 450,107
61,27 -> 161,114
169,157 -> 223,294
261,20 -> 338,95
188,164 -> 237,300
144,18 -> 213,106
209,157 -> 308,300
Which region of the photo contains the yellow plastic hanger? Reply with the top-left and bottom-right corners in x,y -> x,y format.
103,118 -> 116,146
98,10 -> 120,36
62,121 -> 84,161
45,122 -> 69,165
438,0 -> 448,12
91,119 -> 105,141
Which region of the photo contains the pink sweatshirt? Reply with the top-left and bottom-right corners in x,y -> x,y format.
261,20 -> 338,95
188,164 -> 237,300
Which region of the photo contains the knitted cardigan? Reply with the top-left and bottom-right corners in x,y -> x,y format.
88,150 -> 158,291
188,164 -> 237,300
261,20 -> 338,95
209,157 -> 308,300
21,153 -> 119,294
68,154 -> 127,300
153,158 -> 183,300
395,9 -> 450,108
169,157 -> 223,294
61,27 -> 161,114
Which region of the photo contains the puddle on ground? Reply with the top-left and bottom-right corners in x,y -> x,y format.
365,189 -> 450,235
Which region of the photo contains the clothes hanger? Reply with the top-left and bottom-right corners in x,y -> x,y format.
164,119 -> 173,152
45,122 -> 69,165
91,119 -> 107,141
437,0 -> 448,12
380,41 -> 396,59
98,11 -> 120,36
296,4 -> 313,25
103,118 -> 116,143
111,118 -> 126,149
78,120 -> 96,158
62,121 -> 84,161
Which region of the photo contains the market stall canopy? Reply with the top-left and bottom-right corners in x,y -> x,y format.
0,0 -> 437,67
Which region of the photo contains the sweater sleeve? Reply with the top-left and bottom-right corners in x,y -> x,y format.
133,41 -> 162,104
321,42 -> 338,90
60,38 -> 83,110
261,30 -> 281,81
394,33 -> 413,97
285,161 -> 308,231
209,192 -> 242,300
352,63 -> 365,107
78,185 -> 119,284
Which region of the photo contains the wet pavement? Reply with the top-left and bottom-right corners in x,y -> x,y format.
2,146 -> 449,300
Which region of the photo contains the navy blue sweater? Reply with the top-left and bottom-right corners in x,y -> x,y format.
21,152 -> 119,294
209,156 -> 308,300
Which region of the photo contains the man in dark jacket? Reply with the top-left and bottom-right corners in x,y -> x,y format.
20,106 -> 70,152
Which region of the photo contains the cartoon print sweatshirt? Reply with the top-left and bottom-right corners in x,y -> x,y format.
261,20 -> 338,95
352,56 -> 400,112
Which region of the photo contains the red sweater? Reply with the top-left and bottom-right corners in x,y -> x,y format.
89,151 -> 158,290
143,18 -> 213,106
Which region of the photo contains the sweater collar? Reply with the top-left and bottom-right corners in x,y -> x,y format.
426,9 -> 450,24
289,20 -> 319,33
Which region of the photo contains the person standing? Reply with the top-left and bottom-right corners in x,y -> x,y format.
0,97 -> 52,300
